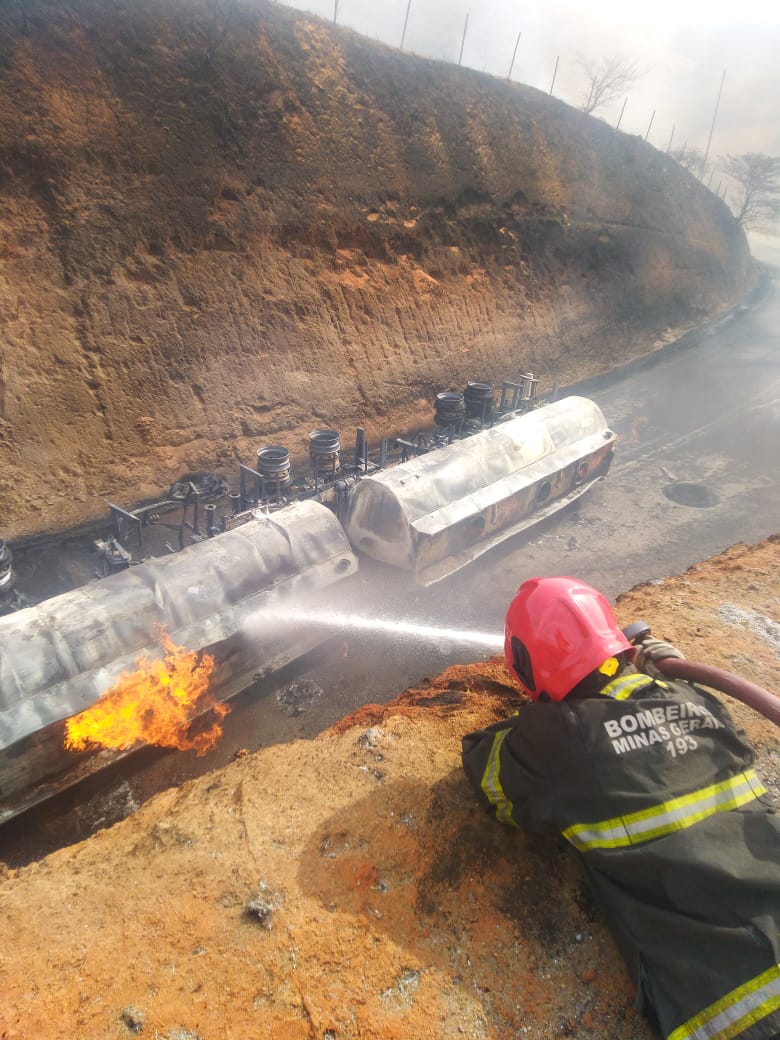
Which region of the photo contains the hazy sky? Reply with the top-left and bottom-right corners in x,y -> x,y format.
277,0 -> 780,158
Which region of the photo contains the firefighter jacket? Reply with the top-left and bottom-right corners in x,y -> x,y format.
461,671 -> 780,1040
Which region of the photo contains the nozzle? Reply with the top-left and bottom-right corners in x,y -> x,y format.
622,620 -> 651,645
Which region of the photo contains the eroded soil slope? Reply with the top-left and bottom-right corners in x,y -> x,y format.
0,536 -> 777,1040
0,0 -> 750,537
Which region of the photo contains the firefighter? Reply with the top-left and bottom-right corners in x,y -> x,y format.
461,576 -> 780,1040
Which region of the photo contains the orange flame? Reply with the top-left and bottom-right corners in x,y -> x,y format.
64,628 -> 229,757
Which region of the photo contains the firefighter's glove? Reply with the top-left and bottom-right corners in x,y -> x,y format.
634,637 -> 685,679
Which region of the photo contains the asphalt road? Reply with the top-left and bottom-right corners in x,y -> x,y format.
2,235 -> 778,862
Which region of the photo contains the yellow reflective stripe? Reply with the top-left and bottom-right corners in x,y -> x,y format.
563,770 -> 766,852
480,730 -> 518,827
667,963 -> 780,1040
600,673 -> 656,700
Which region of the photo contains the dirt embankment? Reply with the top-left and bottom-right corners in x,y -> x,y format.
0,0 -> 750,539
0,536 -> 777,1040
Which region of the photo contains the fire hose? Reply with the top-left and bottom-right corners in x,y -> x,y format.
624,621 -> 780,728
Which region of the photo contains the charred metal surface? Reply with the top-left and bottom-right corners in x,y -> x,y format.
0,500 -> 358,825
343,396 -> 616,585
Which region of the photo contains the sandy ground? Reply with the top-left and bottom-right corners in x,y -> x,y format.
0,535 -> 777,1040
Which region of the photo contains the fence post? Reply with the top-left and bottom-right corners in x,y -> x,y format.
400,0 -> 412,51
700,69 -> 726,182
615,97 -> 627,130
644,109 -> 655,143
507,31 -> 521,81
549,55 -> 559,95
458,13 -> 469,65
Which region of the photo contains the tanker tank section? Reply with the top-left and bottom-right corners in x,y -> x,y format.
343,395 -> 616,586
0,500 -> 358,826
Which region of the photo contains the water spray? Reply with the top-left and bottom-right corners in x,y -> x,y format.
260,606 -> 504,653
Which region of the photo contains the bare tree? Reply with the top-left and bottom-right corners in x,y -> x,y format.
578,56 -> 639,116
720,153 -> 780,226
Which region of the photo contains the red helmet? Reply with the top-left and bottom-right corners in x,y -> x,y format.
504,576 -> 634,701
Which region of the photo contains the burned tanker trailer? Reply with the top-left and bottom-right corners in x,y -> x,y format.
0,500 -> 358,825
0,383 -> 614,824
343,395 -> 616,586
